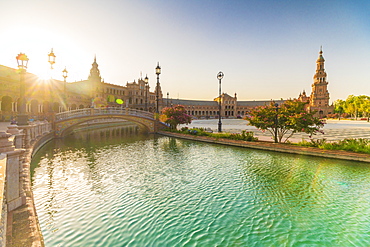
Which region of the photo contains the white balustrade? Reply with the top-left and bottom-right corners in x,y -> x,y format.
55,107 -> 155,122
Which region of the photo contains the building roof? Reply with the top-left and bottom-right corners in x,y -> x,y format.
165,98 -> 218,106
237,100 -> 285,107
164,98 -> 285,107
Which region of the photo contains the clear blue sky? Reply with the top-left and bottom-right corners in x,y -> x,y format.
1,0 -> 369,102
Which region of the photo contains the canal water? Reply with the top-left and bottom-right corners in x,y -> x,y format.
31,126 -> 370,246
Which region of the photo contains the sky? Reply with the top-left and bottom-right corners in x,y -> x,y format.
1,0 -> 370,102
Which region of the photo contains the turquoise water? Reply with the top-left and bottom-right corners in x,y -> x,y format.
31,128 -> 370,246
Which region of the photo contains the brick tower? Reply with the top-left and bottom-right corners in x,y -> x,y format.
308,48 -> 333,117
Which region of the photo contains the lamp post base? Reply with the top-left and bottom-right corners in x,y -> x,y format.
17,114 -> 28,126
218,121 -> 222,133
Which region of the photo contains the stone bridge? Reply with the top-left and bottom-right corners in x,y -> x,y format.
54,108 -> 167,137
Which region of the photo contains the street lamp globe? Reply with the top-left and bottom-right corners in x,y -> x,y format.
16,53 -> 29,70
217,71 -> 224,80
62,67 -> 68,80
48,48 -> 56,69
144,75 -> 149,84
156,63 -> 161,75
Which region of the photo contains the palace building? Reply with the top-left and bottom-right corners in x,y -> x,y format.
0,49 -> 332,121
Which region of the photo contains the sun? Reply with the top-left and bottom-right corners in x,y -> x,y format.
1,25 -> 90,82
35,68 -> 53,80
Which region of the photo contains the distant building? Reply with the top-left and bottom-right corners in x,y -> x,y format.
164,95 -> 284,119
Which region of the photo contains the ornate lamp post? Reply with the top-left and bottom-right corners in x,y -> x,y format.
48,49 -> 56,113
16,52 -> 29,125
144,75 -> 149,111
217,71 -> 224,132
62,67 -> 68,111
155,62 -> 161,114
274,103 -> 279,143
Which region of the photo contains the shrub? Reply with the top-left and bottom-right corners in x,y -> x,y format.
170,128 -> 258,141
298,138 -> 370,154
320,138 -> 370,154
297,138 -> 327,147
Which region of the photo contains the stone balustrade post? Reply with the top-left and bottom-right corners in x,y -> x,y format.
43,122 -> 47,134
19,126 -> 31,149
7,125 -> 24,149
0,132 -> 26,212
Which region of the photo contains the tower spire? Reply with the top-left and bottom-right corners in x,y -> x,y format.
88,56 -> 102,82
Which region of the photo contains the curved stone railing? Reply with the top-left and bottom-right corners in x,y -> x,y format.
55,108 -> 154,122
0,121 -> 53,246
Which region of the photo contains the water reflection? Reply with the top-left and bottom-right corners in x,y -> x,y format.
31,128 -> 370,247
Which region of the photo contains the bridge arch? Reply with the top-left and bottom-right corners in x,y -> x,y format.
54,108 -> 167,137
58,116 -> 152,137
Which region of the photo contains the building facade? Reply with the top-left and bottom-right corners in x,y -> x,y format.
0,49 -> 333,121
0,57 -> 163,121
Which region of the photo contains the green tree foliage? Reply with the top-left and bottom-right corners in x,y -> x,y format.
333,95 -> 370,121
160,105 -> 192,130
245,100 -> 325,143
333,99 -> 345,119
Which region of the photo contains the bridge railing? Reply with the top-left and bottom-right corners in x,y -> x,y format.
55,107 -> 155,122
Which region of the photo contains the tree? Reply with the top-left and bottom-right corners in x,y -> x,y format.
339,95 -> 370,120
245,100 -> 325,143
344,95 -> 361,119
160,105 -> 192,130
333,99 -> 345,120
360,96 -> 370,121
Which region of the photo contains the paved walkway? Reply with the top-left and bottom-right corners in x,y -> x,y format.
182,119 -> 370,143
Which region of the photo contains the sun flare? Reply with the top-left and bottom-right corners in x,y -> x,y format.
2,25 -> 91,82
